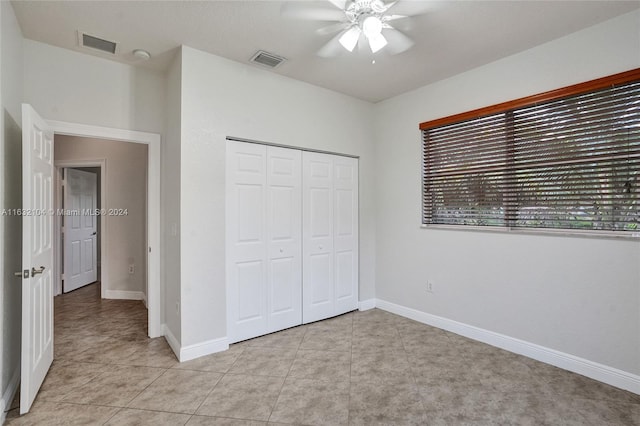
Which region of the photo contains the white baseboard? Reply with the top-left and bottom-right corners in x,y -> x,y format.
141,291 -> 148,308
162,324 -> 228,362
0,367 -> 20,424
375,298 -> 640,395
180,337 -> 229,362
104,290 -> 145,301
358,299 -> 376,311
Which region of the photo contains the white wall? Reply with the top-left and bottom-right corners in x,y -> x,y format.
163,51 -> 182,344
23,39 -> 165,135
55,136 -> 148,297
373,10 -> 640,375
0,0 -> 23,418
178,46 -> 375,347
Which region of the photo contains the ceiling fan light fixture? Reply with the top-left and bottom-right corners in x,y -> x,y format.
368,32 -> 388,53
362,15 -> 383,38
339,26 -> 361,52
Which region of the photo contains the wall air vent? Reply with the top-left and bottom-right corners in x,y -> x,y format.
78,31 -> 117,54
250,50 -> 286,68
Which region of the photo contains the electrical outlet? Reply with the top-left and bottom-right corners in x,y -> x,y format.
128,264 -> 135,274
175,301 -> 180,314
427,281 -> 434,293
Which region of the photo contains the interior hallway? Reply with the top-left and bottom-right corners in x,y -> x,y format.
5,283 -> 639,425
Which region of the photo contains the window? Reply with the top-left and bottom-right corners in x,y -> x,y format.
421,69 -> 640,233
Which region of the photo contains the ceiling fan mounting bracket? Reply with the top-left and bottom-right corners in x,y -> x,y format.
344,0 -> 387,24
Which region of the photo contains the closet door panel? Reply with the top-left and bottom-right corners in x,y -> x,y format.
333,156 -> 359,315
236,260 -> 266,321
226,142 -> 268,342
302,152 -> 335,323
266,147 -> 302,332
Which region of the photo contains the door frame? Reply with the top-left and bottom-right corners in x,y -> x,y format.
54,160 -> 106,297
48,120 -> 162,338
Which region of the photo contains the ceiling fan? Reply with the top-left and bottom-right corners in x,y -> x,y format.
283,0 -> 428,57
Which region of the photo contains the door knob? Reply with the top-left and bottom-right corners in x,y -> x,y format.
31,266 -> 45,277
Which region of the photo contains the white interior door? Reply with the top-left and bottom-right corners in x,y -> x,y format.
226,141 -> 303,342
21,104 -> 54,414
266,146 -> 302,332
226,142 -> 269,342
63,168 -> 97,293
332,156 -> 358,315
302,152 -> 335,323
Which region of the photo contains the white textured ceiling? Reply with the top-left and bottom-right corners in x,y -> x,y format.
11,0 -> 640,102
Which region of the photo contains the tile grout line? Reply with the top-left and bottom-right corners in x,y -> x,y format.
266,324 -> 306,423
123,366 -> 171,410
100,406 -> 123,425
190,369 -> 225,417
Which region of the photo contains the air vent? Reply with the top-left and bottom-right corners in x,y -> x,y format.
250,50 -> 286,68
78,31 -> 117,54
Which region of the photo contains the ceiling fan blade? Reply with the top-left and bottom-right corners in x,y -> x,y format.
281,2 -> 346,21
385,0 -> 433,17
327,0 -> 348,9
381,1 -> 398,12
383,27 -> 414,54
318,30 -> 348,57
382,14 -> 408,22
316,21 -> 350,36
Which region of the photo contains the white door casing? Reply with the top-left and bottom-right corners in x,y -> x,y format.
21,104 -> 54,414
63,168 -> 97,293
226,141 -> 303,343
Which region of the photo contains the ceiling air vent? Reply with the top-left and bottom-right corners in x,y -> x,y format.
250,50 -> 286,68
78,31 -> 117,54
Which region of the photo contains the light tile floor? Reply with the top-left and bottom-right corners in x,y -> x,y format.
6,283 -> 640,425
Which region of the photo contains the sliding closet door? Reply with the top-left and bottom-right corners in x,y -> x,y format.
332,155 -> 359,315
302,152 -> 359,324
227,141 -> 302,343
266,147 -> 302,332
226,142 -> 269,342
302,153 -> 335,323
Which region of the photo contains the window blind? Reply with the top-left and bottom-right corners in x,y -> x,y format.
421,71 -> 640,232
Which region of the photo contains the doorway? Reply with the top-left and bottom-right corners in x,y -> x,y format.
49,120 -> 162,338
54,135 -> 148,305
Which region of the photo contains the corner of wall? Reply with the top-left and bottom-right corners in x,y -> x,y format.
162,45 -> 183,344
